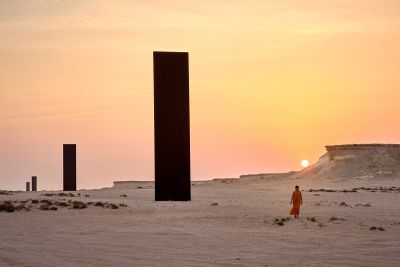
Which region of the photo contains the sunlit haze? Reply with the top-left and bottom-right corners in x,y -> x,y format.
1,1 -> 400,190
301,160 -> 309,168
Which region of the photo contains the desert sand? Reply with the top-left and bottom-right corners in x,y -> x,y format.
1,176 -> 400,267
1,145 -> 400,266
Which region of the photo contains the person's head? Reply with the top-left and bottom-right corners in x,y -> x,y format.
295,185 -> 299,191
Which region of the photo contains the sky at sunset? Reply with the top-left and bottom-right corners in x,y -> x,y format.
1,1 -> 400,190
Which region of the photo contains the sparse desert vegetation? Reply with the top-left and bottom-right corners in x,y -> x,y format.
309,189 -> 337,193
330,216 -> 338,221
306,217 -> 317,222
308,187 -> 400,194
355,203 -> 372,207
329,216 -> 345,222
72,201 -> 87,209
273,217 -> 290,226
15,203 -> 30,211
54,201 -> 69,207
108,203 -> 119,209
0,190 -> 14,195
0,201 -> 31,212
90,201 -> 126,209
43,193 -> 76,197
94,202 -> 105,207
0,201 -> 16,212
0,198 -> 127,212
370,226 -> 385,231
40,199 -> 53,205
39,204 -> 50,210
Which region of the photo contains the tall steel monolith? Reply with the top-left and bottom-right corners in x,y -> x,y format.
153,51 -> 191,201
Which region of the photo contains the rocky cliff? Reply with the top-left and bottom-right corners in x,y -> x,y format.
300,144 -> 400,180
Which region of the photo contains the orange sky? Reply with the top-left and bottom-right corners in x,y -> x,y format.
1,1 -> 400,190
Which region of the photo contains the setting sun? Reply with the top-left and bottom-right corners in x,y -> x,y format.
301,160 -> 309,168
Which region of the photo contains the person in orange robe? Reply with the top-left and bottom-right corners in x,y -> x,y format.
290,185 -> 303,218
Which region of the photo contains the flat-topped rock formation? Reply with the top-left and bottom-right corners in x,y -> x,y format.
302,143 -> 400,180
326,144 -> 400,150
325,144 -> 400,161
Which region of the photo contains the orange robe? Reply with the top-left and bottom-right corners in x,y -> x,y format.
290,191 -> 302,216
